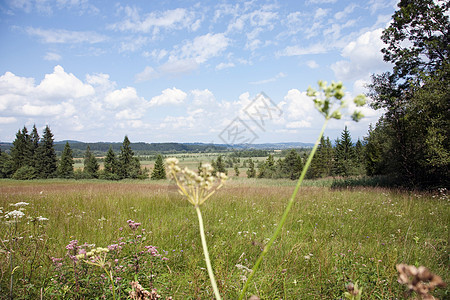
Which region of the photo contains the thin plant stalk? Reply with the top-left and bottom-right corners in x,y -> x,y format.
195,205 -> 222,300
239,119 -> 329,300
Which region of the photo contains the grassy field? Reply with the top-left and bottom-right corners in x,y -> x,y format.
0,178 -> 448,299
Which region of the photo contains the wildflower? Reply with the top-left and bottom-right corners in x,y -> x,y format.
166,158 -> 227,206
5,210 -> 25,219
11,202 -> 29,207
127,219 -> 141,230
36,216 -> 48,221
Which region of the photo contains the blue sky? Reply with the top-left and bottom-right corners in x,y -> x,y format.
0,0 -> 396,144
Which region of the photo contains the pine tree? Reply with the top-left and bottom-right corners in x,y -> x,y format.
309,136 -> 334,178
215,155 -> 227,175
234,164 -> 240,177
118,136 -> 134,179
281,149 -> 303,180
30,124 -> 40,168
151,154 -> 166,180
58,142 -> 74,178
104,146 -> 119,178
35,125 -> 57,178
334,126 -> 355,177
246,159 -> 256,178
83,146 -> 99,178
10,127 -> 32,173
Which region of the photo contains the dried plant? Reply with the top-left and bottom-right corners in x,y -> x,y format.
396,264 -> 446,299
129,281 -> 172,300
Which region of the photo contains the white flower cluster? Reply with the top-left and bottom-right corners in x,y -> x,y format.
5,210 -> 25,219
76,247 -> 109,260
166,157 -> 228,206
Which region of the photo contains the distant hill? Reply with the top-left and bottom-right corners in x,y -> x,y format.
0,141 -> 313,157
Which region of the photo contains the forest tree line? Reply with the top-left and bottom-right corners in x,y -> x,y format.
0,125 -> 152,180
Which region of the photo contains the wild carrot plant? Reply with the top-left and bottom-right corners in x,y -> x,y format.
166,158 -> 227,300
238,81 -> 366,299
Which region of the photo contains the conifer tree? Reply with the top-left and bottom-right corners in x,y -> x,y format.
234,164 -> 240,177
281,149 -> 303,180
334,126 -> 355,177
35,125 -> 57,178
215,155 -> 227,175
58,142 -> 74,178
104,146 -> 118,178
246,158 -> 256,178
151,154 -> 166,180
118,136 -> 134,178
10,127 -> 32,173
309,136 -> 334,178
83,145 -> 99,178
30,124 -> 40,168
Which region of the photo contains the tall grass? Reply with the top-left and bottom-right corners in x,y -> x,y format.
0,179 -> 448,299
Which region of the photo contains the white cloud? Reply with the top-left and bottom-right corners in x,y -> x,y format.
191,89 -> 215,106
215,62 -> 235,70
277,43 -> 327,56
286,120 -> 311,128
44,52 -> 62,61
0,116 -> 17,124
109,7 -> 196,34
115,109 -> 143,120
26,27 -> 107,43
149,87 -> 187,106
283,89 -> 315,120
314,8 -> 329,19
176,33 -> 230,64
22,102 -> 75,117
159,58 -> 198,75
104,87 -> 143,109
331,28 -> 390,80
306,60 -> 319,69
334,3 -> 358,20
36,65 -> 95,99
135,66 -> 159,82
119,36 -> 148,52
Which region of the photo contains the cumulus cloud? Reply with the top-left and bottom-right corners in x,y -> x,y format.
104,87 -> 144,109
0,66 -> 151,140
36,65 -> 95,99
331,28 -> 390,80
149,87 -> 187,106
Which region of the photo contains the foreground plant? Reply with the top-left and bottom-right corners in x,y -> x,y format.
166,158 -> 227,300
239,81 -> 366,299
396,264 -> 446,300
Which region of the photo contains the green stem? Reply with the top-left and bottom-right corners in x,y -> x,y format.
239,119 -> 329,300
195,205 -> 221,300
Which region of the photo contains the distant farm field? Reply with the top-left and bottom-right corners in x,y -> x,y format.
0,179 -> 448,299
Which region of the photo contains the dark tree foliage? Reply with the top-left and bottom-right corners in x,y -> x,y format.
0,150 -> 13,178
103,146 -> 119,179
257,154 -> 276,178
280,149 -> 303,180
234,164 -> 240,177
118,136 -> 135,178
334,126 -> 356,177
10,127 -> 32,173
246,159 -> 256,178
151,154 -> 166,180
215,155 -> 227,175
83,146 -> 99,178
308,136 -> 334,179
35,125 -> 58,178
58,142 -> 74,178
367,0 -> 449,187
30,124 -> 40,168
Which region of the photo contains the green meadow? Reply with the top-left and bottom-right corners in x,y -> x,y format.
0,178 -> 448,299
